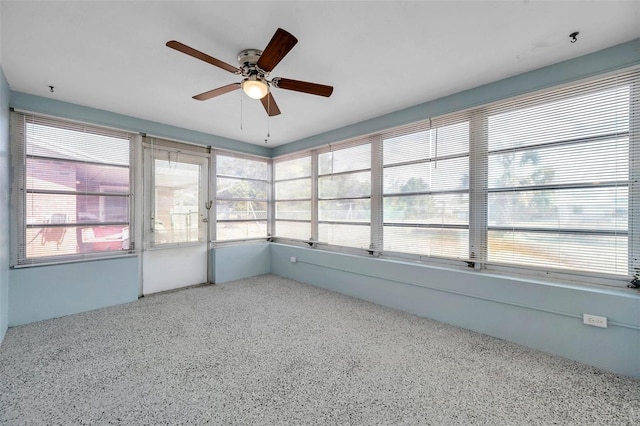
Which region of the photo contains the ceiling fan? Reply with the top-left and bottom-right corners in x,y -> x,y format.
166,28 -> 333,116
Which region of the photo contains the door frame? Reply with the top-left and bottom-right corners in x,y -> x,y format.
140,138 -> 212,295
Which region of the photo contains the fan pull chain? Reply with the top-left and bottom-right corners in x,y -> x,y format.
266,94 -> 271,143
428,118 -> 437,169
240,97 -> 243,130
330,144 -> 334,179
434,127 -> 438,169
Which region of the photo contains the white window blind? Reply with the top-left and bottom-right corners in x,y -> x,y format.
12,113 -> 133,265
382,118 -> 470,259
483,70 -> 639,276
274,154 -> 312,241
317,140 -> 371,249
215,152 -> 269,240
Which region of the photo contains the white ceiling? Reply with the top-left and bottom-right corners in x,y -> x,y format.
2,1 -> 640,147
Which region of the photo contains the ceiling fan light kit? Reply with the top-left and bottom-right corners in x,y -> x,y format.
166,28 -> 333,117
242,76 -> 269,100
238,48 -> 268,99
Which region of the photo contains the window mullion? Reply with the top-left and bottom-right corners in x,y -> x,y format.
311,150 -> 319,243
267,158 -> 274,239
469,111 -> 488,270
370,136 -> 383,254
629,80 -> 640,279
10,111 -> 26,265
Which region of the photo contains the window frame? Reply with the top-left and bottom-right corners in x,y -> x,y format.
316,138 -> 373,251
273,152 -> 313,243
142,138 -> 210,249
381,116 -> 471,261
481,72 -> 635,282
11,112 -> 136,266
212,150 -> 271,243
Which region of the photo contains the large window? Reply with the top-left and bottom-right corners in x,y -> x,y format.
486,81 -> 632,275
274,155 -> 312,241
12,114 -> 133,265
272,68 -> 639,285
317,141 -> 371,249
382,119 -> 469,259
215,153 -> 269,240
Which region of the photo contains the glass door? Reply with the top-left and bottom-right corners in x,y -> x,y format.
142,146 -> 210,294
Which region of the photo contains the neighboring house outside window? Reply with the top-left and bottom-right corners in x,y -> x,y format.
12,113 -> 133,265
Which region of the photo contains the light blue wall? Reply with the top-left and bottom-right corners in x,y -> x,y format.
9,92 -> 271,158
211,242 -> 270,284
8,257 -> 139,326
273,37 -> 640,157
0,67 -> 10,341
6,242 -> 270,326
271,244 -> 640,378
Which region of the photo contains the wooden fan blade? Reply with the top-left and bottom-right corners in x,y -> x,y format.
193,83 -> 241,101
167,40 -> 239,74
260,92 -> 281,116
274,78 -> 333,97
256,28 -> 298,72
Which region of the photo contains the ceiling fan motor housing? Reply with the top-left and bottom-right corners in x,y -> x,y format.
238,49 -> 263,74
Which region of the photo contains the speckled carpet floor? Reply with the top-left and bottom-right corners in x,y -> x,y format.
1,274 -> 639,425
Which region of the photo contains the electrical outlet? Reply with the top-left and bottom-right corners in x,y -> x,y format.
290,256 -> 297,263
583,313 -> 607,328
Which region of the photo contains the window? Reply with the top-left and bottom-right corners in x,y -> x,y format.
12,114 -> 133,265
382,119 -> 470,259
317,141 -> 371,249
274,155 -> 312,241
271,67 -> 639,286
215,153 -> 269,240
14,67 -> 637,285
485,79 -> 633,276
